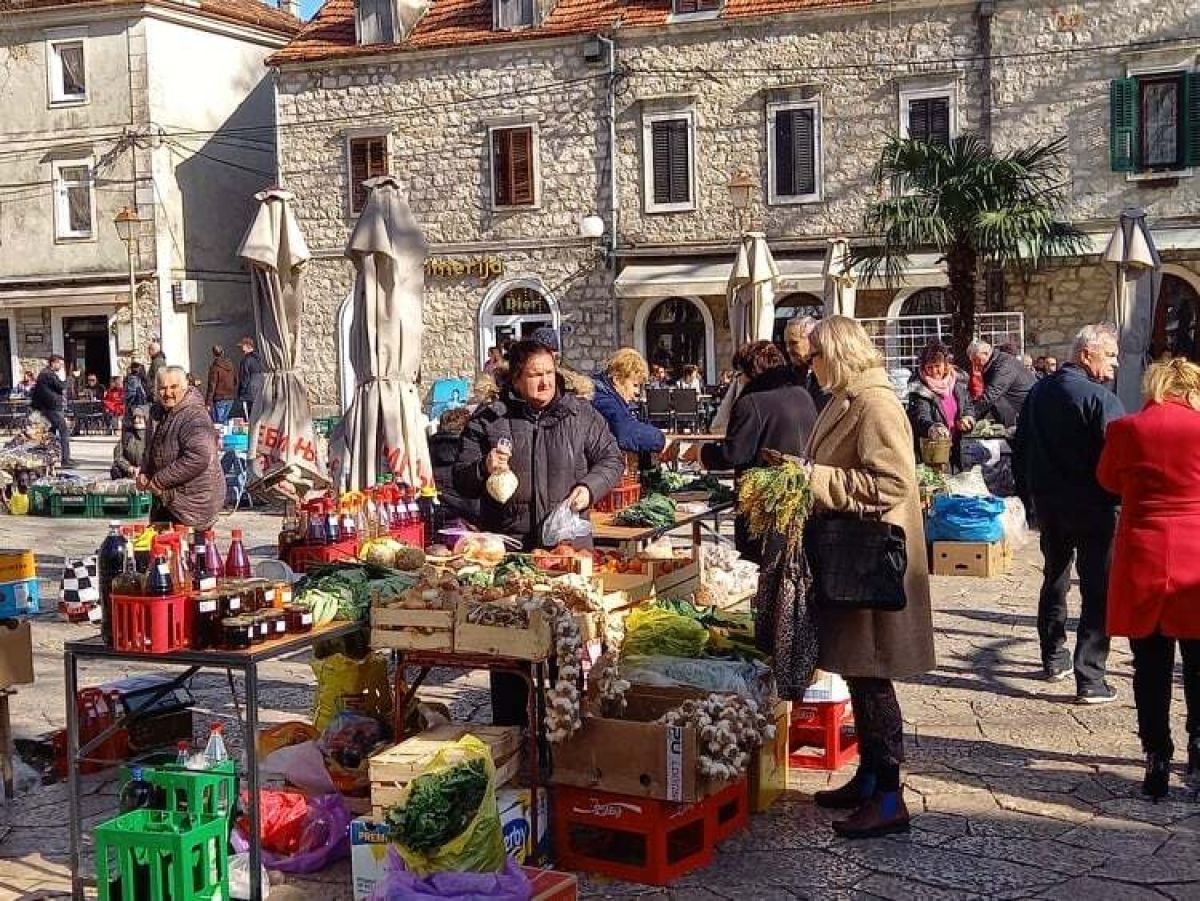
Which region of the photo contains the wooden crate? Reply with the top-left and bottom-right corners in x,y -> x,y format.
931,540 -> 1011,578
370,605 -> 454,652
648,556 -> 700,599
454,602 -> 552,660
369,724 -> 521,819
595,572 -> 655,611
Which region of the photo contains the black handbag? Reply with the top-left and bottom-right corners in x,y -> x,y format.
804,514 -> 908,612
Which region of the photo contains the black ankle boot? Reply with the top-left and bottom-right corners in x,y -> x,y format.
1143,753 -> 1170,801
814,763 -> 877,810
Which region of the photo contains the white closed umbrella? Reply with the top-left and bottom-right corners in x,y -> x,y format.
1102,207 -> 1162,412
822,237 -> 856,318
714,233 -> 778,432
330,176 -> 432,491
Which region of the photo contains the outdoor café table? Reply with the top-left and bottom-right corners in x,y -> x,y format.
590,499 -> 735,555
64,620 -> 360,901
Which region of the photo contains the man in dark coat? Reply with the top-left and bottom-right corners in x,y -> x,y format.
969,340 -> 1036,427
30,354 -> 74,466
783,314 -> 830,413
234,336 -> 264,421
137,366 -> 225,529
429,406 -> 479,525
146,339 -> 166,402
1012,324 -> 1125,704
205,345 -> 238,424
701,341 -> 818,563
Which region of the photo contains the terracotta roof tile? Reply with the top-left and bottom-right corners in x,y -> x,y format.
269,0 -> 872,64
0,0 -> 301,36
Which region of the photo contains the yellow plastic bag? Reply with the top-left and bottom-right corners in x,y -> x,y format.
256,720 -> 320,759
7,492 -> 28,515
388,735 -> 505,877
310,652 -> 393,731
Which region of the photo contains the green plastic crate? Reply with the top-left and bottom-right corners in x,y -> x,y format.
90,492 -> 154,519
29,484 -> 54,515
313,416 -> 341,438
49,492 -> 90,518
119,757 -> 237,821
94,809 -> 229,901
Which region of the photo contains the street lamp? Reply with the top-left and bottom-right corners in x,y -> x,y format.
727,168 -> 758,235
113,207 -> 140,350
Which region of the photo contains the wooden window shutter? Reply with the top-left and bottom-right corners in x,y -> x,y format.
1109,78 -> 1138,172
350,137 -> 388,213
791,108 -> 816,195
1185,72 -> 1200,168
774,110 -> 796,197
652,119 -> 690,206
928,97 -> 950,145
492,128 -> 534,206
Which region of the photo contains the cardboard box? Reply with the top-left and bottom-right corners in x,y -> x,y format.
497,786 -> 549,864
749,699 -> 789,813
0,578 -> 39,618
0,620 -> 34,689
349,817 -> 392,901
932,540 -> 1010,577
0,550 -> 35,584
802,670 -> 850,703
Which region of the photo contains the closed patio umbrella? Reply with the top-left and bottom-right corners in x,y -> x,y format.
714,233 -> 779,431
331,176 -> 432,492
1103,207 -> 1162,412
236,189 -> 326,488
822,237 -> 856,318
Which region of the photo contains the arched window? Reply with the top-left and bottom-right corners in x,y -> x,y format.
644,298 -> 709,380
1151,273 -> 1200,361
772,292 -> 824,345
899,288 -> 952,317
478,279 -> 559,366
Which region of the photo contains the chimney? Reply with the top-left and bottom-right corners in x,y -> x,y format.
278,0 -> 300,17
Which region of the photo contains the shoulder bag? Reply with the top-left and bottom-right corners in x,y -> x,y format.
803,495 -> 908,613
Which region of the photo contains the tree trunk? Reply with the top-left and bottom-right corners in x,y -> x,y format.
947,243 -> 977,364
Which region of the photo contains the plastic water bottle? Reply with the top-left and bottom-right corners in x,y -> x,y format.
175,740 -> 190,767
203,723 -> 229,768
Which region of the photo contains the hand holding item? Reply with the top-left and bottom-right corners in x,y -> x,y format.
928,424 -> 952,440
485,438 -> 512,475
135,473 -> 151,492
485,437 -> 518,503
567,485 -> 591,513
957,416 -> 975,433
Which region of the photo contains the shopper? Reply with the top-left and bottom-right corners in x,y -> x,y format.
967,338 -> 1036,427
146,339 -> 166,401
137,366 -> 225,529
205,345 -> 238,424
16,371 -> 36,396
429,406 -> 479,525
782,314 -> 829,412
123,362 -> 149,426
906,341 -> 973,466
234,336 -> 264,421
111,406 -> 148,479
102,377 -> 125,431
1098,358 -> 1200,798
701,340 -> 816,564
1012,323 -> 1124,702
676,364 -> 704,393
30,354 -> 74,466
804,315 -> 935,839
592,348 -> 667,455
482,345 -> 503,376
454,340 -> 623,726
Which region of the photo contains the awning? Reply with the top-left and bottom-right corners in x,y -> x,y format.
615,253 -> 947,299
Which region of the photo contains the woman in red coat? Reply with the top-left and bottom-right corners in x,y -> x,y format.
1097,358 -> 1200,800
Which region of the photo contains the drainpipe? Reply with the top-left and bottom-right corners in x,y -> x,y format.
596,33 -> 620,352
978,0 -> 995,148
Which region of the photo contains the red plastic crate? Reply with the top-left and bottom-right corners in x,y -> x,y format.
553,785 -> 713,886
788,699 -> 859,771
708,777 -> 750,845
111,592 -> 191,654
520,866 -> 578,901
594,481 -> 642,514
390,521 -> 427,548
286,537 -> 360,573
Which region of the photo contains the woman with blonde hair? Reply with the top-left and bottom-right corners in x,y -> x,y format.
802,316 -> 935,837
591,348 -> 666,454
1098,357 -> 1200,799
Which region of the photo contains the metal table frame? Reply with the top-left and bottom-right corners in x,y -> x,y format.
590,500 -> 735,554
64,621 -> 359,901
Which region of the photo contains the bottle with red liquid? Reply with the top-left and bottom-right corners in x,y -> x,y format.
146,541 -> 175,596
340,498 -> 358,543
324,497 -> 341,544
203,530 -> 224,580
304,500 -> 327,545
225,529 -> 252,579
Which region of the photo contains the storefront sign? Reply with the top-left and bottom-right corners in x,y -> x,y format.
424,256 -> 505,280
24,332 -> 44,344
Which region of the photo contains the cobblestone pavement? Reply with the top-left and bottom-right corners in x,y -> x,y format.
0,437 -> 1196,899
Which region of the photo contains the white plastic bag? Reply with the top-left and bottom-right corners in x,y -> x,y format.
542,500 -> 592,547
229,852 -> 271,900
945,466 -> 991,498
261,741 -> 336,796
1002,496 -> 1030,548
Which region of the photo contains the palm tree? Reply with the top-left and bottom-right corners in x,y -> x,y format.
856,134 -> 1086,363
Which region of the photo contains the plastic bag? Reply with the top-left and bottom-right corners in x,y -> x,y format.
453,533 -> 510,567
388,735 -> 505,877
541,500 -> 592,547
228,853 -> 271,900
238,788 -> 310,855
310,652 -> 393,731
621,607 -> 709,659
620,654 -> 775,706
232,793 -> 352,874
261,741 -> 336,796
1002,496 -> 1030,548
257,721 -> 320,759
944,466 -> 991,497
371,848 -> 531,901
925,494 -> 1006,543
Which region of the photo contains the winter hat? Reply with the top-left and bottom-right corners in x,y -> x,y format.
530,327 -> 560,353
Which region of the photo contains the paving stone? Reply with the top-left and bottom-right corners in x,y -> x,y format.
1037,877 -> 1166,900
1093,854 -> 1200,885
850,873 -> 986,901
1057,816 -> 1169,857
943,835 -> 1107,876
1095,797 -> 1200,827
828,840 -> 1060,896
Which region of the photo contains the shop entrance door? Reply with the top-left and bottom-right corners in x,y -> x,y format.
62,316 -> 112,386
0,320 -> 12,391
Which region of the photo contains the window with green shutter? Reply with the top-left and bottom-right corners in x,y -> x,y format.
1110,72 -> 1200,173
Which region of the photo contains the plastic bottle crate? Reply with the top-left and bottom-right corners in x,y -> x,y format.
708,777 -> 750,845
788,699 -> 859,771
29,484 -> 54,515
120,756 -> 237,821
89,492 -> 154,519
112,593 -> 192,654
286,537 -> 360,573
594,481 -> 642,514
390,521 -> 427,548
49,492 -> 91,518
94,808 -> 230,901
553,785 -> 714,886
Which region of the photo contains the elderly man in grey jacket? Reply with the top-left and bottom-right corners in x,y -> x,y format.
968,339 -> 1037,428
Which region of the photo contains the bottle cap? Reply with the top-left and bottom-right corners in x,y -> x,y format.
420,485 -> 436,497
231,529 -> 243,540
130,767 -> 143,779
210,722 -> 223,733
177,740 -> 189,750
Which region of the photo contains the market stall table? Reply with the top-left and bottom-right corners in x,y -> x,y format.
591,500 -> 734,555
64,620 -> 360,901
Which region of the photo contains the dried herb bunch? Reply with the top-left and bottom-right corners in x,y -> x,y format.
737,461 -> 814,553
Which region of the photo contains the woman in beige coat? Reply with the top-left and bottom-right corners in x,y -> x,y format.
805,316 -> 936,838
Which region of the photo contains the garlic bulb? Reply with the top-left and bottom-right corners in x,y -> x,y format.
523,592 -> 584,743
486,468 -> 519,503
658,693 -> 771,780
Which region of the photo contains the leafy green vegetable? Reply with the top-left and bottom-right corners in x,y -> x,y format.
642,468 -> 691,494
614,493 -> 677,529
385,758 -> 489,852
622,606 -> 708,658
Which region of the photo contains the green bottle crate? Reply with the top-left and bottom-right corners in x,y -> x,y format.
89,492 -> 154,519
119,757 -> 237,821
94,809 -> 229,901
29,484 -> 54,515
49,492 -> 90,518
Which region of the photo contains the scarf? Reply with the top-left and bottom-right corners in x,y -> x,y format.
921,370 -> 956,398
968,362 -> 985,400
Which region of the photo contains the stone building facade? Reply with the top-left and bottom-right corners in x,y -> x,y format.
273,0 -> 1200,405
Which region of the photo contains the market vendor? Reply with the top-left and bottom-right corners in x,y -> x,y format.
591,348 -> 667,455
454,339 -> 623,725
111,406 -> 148,480
700,340 -> 816,563
905,341 -> 973,468
137,366 -> 225,529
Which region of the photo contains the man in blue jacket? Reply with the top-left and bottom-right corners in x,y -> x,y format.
1013,323 -> 1125,704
